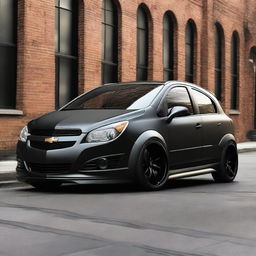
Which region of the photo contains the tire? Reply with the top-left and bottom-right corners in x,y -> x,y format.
212,142 -> 238,183
30,181 -> 62,191
135,142 -> 168,190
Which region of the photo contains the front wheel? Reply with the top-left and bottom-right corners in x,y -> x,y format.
135,143 -> 168,190
212,143 -> 238,183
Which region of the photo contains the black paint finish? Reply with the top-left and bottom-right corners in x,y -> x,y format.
16,81 -> 237,188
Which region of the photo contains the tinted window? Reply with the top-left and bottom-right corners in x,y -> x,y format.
102,0 -> 118,84
166,87 -> 193,114
63,84 -> 163,110
192,89 -> 216,114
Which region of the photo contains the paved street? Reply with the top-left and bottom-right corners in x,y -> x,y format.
0,152 -> 255,256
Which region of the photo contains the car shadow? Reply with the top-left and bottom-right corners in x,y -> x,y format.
17,177 -> 216,194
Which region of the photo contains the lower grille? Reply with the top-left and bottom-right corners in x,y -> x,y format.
30,141 -> 75,150
27,163 -> 71,174
81,154 -> 127,171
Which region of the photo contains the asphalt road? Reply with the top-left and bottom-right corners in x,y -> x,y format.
0,152 -> 255,256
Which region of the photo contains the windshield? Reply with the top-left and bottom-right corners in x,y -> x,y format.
63,84 -> 163,110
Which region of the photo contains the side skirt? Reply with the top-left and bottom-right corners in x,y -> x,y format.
168,164 -> 218,180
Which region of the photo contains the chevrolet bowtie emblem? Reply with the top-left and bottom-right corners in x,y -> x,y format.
44,137 -> 59,143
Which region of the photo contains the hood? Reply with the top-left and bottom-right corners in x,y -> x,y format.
28,109 -> 145,133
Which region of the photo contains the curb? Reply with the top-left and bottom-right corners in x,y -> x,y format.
238,148 -> 256,153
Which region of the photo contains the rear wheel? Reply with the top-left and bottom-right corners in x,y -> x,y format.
30,181 -> 62,191
135,143 -> 168,190
212,143 -> 238,182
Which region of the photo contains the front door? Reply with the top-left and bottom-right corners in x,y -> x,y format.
162,86 -> 204,170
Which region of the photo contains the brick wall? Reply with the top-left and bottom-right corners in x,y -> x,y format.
0,0 -> 256,155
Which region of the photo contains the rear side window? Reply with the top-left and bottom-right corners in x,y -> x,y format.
166,87 -> 194,114
192,89 -> 216,114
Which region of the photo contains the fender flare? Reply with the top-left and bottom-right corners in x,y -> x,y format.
128,130 -> 168,174
218,134 -> 237,149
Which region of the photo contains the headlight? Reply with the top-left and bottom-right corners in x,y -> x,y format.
85,121 -> 128,143
19,126 -> 30,142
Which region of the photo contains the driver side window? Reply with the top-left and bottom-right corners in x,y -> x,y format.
166,87 -> 194,114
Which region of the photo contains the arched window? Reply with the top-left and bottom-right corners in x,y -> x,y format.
185,20 -> 196,83
215,23 -> 223,101
102,0 -> 118,84
230,32 -> 239,110
0,0 -> 17,109
163,12 -> 175,81
136,6 -> 149,81
55,0 -> 78,108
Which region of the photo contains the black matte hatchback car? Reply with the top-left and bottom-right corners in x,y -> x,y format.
16,81 -> 238,190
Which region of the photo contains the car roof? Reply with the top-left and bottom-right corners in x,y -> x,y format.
103,80 -> 217,100
103,81 -> 165,86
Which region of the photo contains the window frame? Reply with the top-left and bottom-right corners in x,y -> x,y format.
185,21 -> 195,83
230,32 -> 239,110
136,6 -> 149,81
164,86 -> 195,115
102,0 -> 119,84
190,88 -> 218,115
55,0 -> 78,109
163,12 -> 175,81
214,23 -> 223,101
0,0 -> 17,109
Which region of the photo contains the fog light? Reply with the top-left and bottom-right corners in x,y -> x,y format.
97,158 -> 108,170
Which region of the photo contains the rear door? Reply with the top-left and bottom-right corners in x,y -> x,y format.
190,88 -> 224,164
162,86 -> 204,170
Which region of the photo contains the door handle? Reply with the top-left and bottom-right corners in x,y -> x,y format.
217,122 -> 222,126
195,123 -> 202,129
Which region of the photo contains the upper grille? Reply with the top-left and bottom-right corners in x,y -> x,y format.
27,163 -> 71,174
30,129 -> 82,137
30,141 -> 75,150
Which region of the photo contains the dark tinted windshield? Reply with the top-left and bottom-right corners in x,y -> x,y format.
63,84 -> 163,110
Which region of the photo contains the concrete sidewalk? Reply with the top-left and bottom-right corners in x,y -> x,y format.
1,142 -> 256,176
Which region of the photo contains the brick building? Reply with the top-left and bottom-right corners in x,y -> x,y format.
0,0 -> 256,156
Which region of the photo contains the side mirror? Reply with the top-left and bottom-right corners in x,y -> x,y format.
167,106 -> 190,123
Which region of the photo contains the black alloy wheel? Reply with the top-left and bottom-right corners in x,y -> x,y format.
225,148 -> 238,179
212,145 -> 238,182
136,143 -> 168,190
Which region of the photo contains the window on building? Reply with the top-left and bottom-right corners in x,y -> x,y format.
136,6 -> 149,81
192,89 -> 216,114
55,0 -> 78,108
163,12 -> 175,81
0,0 -> 17,109
185,20 -> 195,83
215,23 -> 223,101
230,32 -> 239,110
102,0 -> 118,84
166,87 -> 194,114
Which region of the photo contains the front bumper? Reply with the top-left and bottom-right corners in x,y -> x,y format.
16,164 -> 132,185
16,133 -> 134,184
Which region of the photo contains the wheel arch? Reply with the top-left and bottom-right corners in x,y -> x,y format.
218,134 -> 237,149
128,130 -> 169,174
